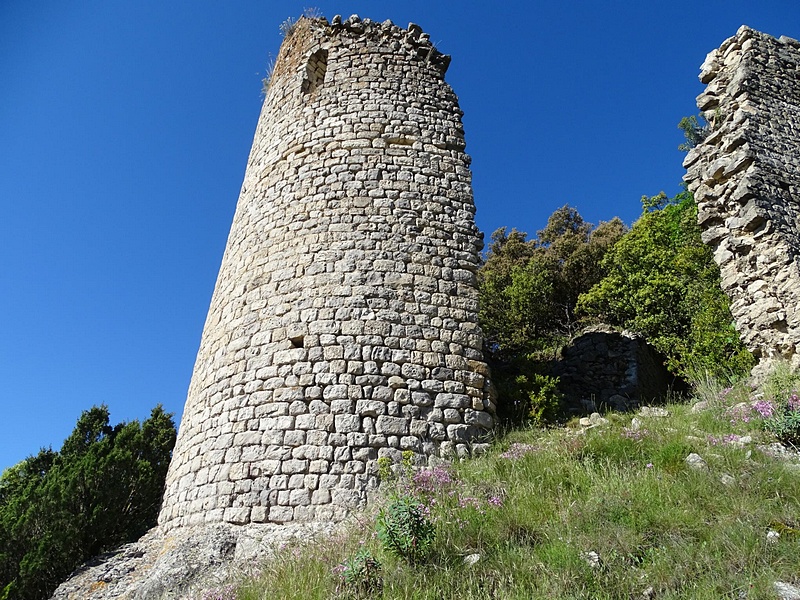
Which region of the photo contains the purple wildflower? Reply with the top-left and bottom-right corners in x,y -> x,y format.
500,443 -> 538,460
752,399 -> 775,418
726,403 -> 752,425
707,433 -> 741,446
622,427 -> 648,441
412,465 -> 455,495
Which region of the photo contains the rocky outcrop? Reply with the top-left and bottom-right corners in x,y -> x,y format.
685,26 -> 800,375
50,522 -> 336,600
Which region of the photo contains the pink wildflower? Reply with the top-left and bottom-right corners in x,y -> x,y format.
752,399 -> 775,418
500,443 -> 538,460
622,427 -> 648,441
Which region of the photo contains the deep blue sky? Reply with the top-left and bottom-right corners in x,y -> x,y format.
1,1 -> 797,472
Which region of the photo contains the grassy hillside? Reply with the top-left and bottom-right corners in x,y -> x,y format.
204,372 -> 800,600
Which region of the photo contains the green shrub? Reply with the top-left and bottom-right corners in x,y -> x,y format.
764,406 -> 800,446
491,355 -> 563,425
578,190 -> 754,381
376,495 -> 435,564
335,547 -> 382,598
0,405 -> 176,600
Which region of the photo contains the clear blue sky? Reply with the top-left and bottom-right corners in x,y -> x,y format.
1,0 -> 797,472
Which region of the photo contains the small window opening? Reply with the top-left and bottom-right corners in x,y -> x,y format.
302,49 -> 328,95
289,335 -> 305,348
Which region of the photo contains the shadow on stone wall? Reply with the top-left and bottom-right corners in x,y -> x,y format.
552,325 -> 688,416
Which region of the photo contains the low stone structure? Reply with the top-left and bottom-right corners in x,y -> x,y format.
684,26 -> 800,374
158,14 -> 494,533
553,326 -> 678,414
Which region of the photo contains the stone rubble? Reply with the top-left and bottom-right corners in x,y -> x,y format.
775,581 -> 800,600
684,452 -> 709,471
685,26 -> 800,377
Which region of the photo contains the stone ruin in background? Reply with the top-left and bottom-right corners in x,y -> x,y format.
553,325 -> 679,415
685,26 -> 800,376
158,14 -> 495,532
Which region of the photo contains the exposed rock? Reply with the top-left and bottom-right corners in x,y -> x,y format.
50,522 -> 337,600
767,529 -> 781,543
685,453 -> 709,471
580,550 -> 601,569
775,581 -> 800,600
757,442 -> 800,463
639,406 -> 670,418
579,413 -> 609,428
463,553 -> 481,566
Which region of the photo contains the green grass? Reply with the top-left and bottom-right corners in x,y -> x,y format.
214,377 -> 800,600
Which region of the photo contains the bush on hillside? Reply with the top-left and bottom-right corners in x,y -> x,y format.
478,206 -> 626,424
577,190 -> 754,381
0,405 -> 176,600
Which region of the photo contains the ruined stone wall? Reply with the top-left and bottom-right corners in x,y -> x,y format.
158,15 -> 494,532
553,326 -> 676,415
684,26 -> 800,373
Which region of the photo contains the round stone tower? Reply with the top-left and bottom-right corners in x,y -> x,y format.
158,15 -> 494,532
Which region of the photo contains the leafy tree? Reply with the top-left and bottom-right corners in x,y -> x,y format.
478,206 -> 626,423
479,207 -> 625,357
678,114 -> 708,152
577,190 -> 753,380
0,405 -> 176,600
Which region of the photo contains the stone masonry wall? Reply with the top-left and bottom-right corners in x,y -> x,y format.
553,325 -> 676,415
158,15 -> 494,532
684,26 -> 800,374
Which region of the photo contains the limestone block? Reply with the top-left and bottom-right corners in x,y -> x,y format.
335,414 -> 361,433
376,415 -> 408,435
223,507 -> 250,525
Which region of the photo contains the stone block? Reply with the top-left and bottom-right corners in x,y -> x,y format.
223,507 -> 250,525
376,415 -> 408,435
269,505 -> 295,523
335,414 -> 361,433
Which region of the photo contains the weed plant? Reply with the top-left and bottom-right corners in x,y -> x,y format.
222,370 -> 800,599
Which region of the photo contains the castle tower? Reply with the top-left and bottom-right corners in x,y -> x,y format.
685,26 -> 800,374
158,15 -> 494,531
